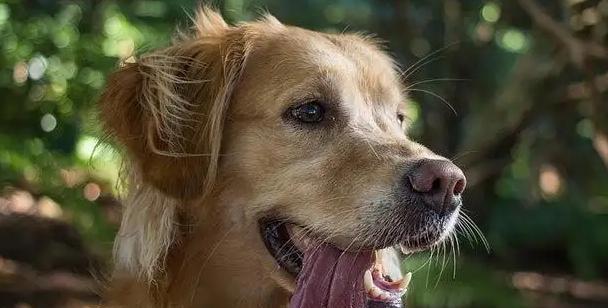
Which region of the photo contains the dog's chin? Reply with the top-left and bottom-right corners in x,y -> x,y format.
397,205 -> 461,254
258,205 -> 460,305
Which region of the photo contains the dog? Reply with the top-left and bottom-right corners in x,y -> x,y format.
99,7 -> 467,308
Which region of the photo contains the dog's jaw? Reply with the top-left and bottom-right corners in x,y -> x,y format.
257,211 -> 460,307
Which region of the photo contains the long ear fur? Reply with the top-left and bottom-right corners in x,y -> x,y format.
100,8 -> 245,199
99,7 -> 269,284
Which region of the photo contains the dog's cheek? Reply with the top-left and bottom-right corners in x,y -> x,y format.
221,132 -> 328,219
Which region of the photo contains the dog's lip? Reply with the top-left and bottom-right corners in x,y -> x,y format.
259,218 -> 444,278
284,223 -> 314,251
260,221 -> 412,303
259,220 -> 304,277
397,235 -> 441,254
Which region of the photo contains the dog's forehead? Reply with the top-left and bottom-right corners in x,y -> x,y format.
241,27 -> 404,111
284,28 -> 401,100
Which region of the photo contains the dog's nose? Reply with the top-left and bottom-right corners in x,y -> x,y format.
406,159 -> 466,214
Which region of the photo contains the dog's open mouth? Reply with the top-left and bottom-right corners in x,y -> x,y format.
260,221 -> 414,307
260,221 -> 305,277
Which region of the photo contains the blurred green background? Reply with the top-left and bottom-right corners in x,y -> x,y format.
1,0 -> 607,307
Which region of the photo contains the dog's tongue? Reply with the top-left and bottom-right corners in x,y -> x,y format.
289,244 -> 373,308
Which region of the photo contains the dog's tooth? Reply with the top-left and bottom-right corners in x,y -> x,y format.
370,285 -> 381,298
374,263 -> 384,274
399,272 -> 412,290
399,244 -> 408,254
378,290 -> 390,301
363,269 -> 373,291
399,287 -> 408,296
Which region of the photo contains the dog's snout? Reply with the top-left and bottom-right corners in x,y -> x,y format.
406,159 -> 466,214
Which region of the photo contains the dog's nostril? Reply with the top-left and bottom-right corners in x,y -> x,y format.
453,178 -> 466,196
431,178 -> 441,192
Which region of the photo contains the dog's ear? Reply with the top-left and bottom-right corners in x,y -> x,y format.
99,7 -> 248,199
102,8 -> 285,285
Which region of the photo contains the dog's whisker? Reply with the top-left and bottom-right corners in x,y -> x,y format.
460,212 -> 490,252
399,42 -> 459,81
407,88 -> 458,116
404,77 -> 469,89
432,238 -> 447,289
452,232 -> 459,279
449,150 -> 480,163
424,247 -> 435,288
455,220 -> 476,248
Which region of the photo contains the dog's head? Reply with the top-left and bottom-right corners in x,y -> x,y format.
101,7 -> 466,307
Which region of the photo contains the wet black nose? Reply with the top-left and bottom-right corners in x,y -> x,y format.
406,159 -> 466,214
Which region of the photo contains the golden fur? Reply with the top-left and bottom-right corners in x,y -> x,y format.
100,7 -> 449,308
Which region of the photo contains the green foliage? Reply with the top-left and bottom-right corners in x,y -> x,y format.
405,255 -> 526,308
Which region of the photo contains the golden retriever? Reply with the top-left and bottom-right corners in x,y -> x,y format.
99,7 -> 466,308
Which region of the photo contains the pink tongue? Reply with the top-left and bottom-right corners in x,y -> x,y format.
289,244 -> 373,308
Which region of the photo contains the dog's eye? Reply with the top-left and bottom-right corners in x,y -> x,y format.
291,102 -> 325,123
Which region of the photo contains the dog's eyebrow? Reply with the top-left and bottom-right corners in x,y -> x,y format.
279,74 -> 342,106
